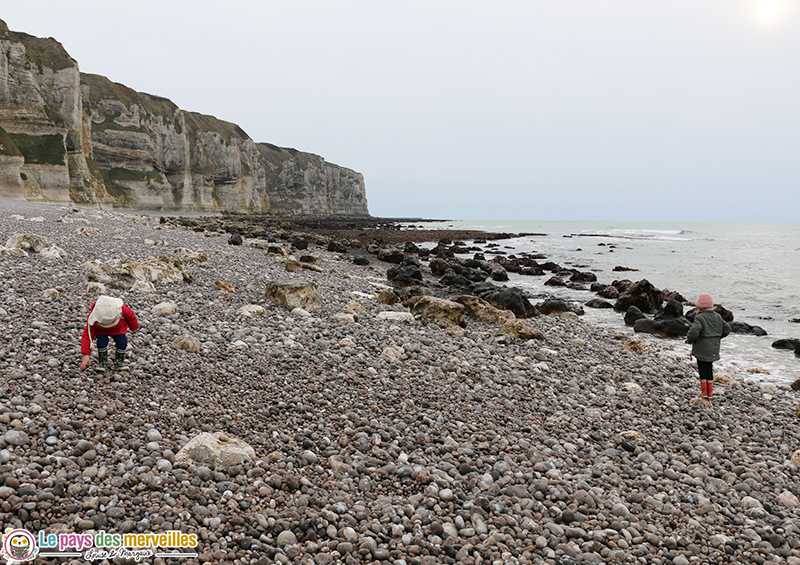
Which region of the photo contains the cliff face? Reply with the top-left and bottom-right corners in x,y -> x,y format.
0,20 -> 369,215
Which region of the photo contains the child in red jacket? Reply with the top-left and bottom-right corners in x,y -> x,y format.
80,295 -> 139,371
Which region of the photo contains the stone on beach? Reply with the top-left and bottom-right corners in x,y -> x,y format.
407,296 -> 466,328
151,302 -> 178,317
238,304 -> 266,317
173,334 -> 201,353
454,295 -> 516,326
175,432 -> 256,470
265,279 -> 322,311
81,256 -> 194,290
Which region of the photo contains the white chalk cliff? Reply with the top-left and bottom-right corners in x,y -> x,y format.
0,20 -> 369,215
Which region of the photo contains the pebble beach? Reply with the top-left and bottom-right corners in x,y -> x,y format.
1,198 -> 799,565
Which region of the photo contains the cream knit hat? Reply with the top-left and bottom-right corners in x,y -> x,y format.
87,295 -> 124,328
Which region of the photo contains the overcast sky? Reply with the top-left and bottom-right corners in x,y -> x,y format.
4,1 -> 799,221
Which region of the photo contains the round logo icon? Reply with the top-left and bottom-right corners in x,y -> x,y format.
2,529 -> 38,562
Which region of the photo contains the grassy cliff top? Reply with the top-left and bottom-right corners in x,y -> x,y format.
256,142 -> 346,170
0,23 -> 76,72
81,73 -> 179,118
184,112 -> 249,143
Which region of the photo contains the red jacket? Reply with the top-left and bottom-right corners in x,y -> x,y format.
81,303 -> 139,355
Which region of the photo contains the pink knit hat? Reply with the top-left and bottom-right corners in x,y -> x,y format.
695,293 -> 714,310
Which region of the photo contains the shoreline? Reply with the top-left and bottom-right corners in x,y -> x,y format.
0,199 -> 799,564
162,212 -> 800,384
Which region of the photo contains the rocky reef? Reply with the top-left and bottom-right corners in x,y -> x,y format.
0,20 -> 368,215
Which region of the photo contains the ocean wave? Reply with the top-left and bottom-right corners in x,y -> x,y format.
569,230 -> 694,242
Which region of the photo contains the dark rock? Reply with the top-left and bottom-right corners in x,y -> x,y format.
662,317 -> 692,337
488,263 -> 508,282
633,318 -> 661,335
590,283 -> 607,292
624,306 -> 646,326
520,265 -> 545,276
267,245 -> 283,254
613,265 -> 638,272
474,284 -> 539,318
460,267 -> 489,283
291,236 -> 308,250
570,271 -> 597,283
611,279 -> 633,293
327,241 -> 348,253
656,299 -> 684,320
597,285 -> 620,299
439,269 -> 473,289
536,298 -> 584,316
771,338 -> 800,350
544,276 -> 566,287
614,279 -> 662,314
661,289 -> 687,303
585,299 -> 614,309
536,298 -> 571,315
634,317 -> 691,337
353,256 -> 370,266
228,234 -> 243,246
729,321 -> 767,336
429,258 -> 452,276
387,264 -> 423,286
403,242 -> 421,254
377,248 -> 405,264
685,304 -> 734,323
540,262 -> 562,272
713,304 -> 734,322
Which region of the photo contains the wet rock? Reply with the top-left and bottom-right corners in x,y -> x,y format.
474,284 -> 539,318
536,298 -> 584,316
327,241 -> 348,253
614,279 -> 662,314
729,321 -> 767,336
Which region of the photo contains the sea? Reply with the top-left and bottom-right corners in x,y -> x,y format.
406,221 -> 800,386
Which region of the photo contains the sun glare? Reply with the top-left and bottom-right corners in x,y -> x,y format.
757,0 -> 781,22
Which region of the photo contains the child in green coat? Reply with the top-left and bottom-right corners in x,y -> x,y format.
686,293 -> 731,399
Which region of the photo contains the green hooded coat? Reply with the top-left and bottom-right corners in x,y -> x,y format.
686,310 -> 731,362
